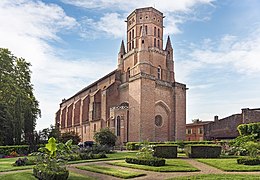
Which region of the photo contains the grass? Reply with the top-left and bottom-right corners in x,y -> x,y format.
168,174 -> 260,180
0,171 -> 96,180
0,157 -> 34,172
77,164 -> 146,179
197,158 -> 260,171
108,159 -> 199,172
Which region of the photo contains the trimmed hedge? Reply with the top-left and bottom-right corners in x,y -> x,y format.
126,141 -> 217,150
33,165 -> 69,180
153,145 -> 178,158
237,157 -> 260,165
185,144 -> 221,158
125,157 -> 165,166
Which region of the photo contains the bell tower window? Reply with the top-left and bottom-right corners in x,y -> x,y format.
157,66 -> 162,79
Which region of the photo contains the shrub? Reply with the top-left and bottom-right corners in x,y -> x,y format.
237,157 -> 260,165
13,157 -> 35,166
237,122 -> 260,138
33,164 -> 69,180
153,145 -> 178,158
94,128 -> 117,147
125,157 -> 165,166
185,144 -> 221,158
0,145 -> 29,156
126,142 -> 141,150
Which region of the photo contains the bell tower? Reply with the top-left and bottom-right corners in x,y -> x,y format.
126,7 -> 164,52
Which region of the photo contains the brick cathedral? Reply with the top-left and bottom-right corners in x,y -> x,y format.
55,7 -> 187,144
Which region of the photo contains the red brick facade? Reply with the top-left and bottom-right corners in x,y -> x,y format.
55,7 -> 187,144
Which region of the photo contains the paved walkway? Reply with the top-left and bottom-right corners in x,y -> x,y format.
1,158 -> 260,179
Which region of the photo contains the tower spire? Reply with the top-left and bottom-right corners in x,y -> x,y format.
119,40 -> 126,55
165,35 -> 172,50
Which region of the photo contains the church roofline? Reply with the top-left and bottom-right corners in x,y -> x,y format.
61,70 -> 117,105
127,7 -> 163,19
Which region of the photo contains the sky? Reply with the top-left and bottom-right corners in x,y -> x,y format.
1,0 -> 260,130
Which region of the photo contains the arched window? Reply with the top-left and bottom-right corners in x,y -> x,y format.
154,27 -> 156,36
158,29 -> 160,38
129,42 -> 131,51
140,26 -> 142,35
154,38 -> 156,47
132,29 -> 134,39
129,31 -> 131,41
132,40 -> 134,49
116,116 -> 120,136
145,25 -> 148,34
157,66 -> 161,79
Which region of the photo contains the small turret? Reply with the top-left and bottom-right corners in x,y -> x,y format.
165,35 -> 173,50
118,40 -> 126,70
165,36 -> 174,81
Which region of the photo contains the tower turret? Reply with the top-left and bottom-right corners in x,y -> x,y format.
118,40 -> 126,70
165,36 -> 174,81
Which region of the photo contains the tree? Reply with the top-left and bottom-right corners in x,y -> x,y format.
60,131 -> 80,145
0,48 -> 40,145
94,128 -> 117,147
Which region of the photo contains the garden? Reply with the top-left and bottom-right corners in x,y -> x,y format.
0,123 -> 259,179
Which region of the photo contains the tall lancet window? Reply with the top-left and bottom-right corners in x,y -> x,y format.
157,66 -> 162,79
116,116 -> 121,136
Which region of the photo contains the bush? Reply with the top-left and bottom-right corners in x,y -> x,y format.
13,157 -> 35,166
153,145 -> 178,158
185,144 -> 221,158
0,145 -> 29,156
33,165 -> 69,180
125,157 -> 165,166
94,128 -> 117,147
237,157 -> 260,165
79,152 -> 107,160
126,142 -> 141,150
237,122 -> 260,138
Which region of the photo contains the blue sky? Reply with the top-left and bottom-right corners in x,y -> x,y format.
1,0 -> 260,130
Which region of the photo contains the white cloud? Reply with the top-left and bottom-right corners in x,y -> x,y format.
65,0 -> 215,38
0,0 -> 115,130
80,13 -> 126,39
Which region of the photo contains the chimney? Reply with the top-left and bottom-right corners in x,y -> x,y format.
214,115 -> 218,122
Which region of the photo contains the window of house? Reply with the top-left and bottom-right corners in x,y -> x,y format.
157,66 -> 161,79
132,29 -> 134,39
154,27 -> 156,36
129,42 -> 131,51
145,25 -> 148,34
154,38 -> 156,47
186,128 -> 192,134
116,116 -> 120,136
129,31 -> 131,41
158,29 -> 160,38
132,40 -> 134,49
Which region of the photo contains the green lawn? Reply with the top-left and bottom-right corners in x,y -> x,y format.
77,164 -> 146,179
108,159 -> 199,172
197,158 -> 260,171
0,171 -> 95,180
0,157 -> 34,172
168,174 -> 260,180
